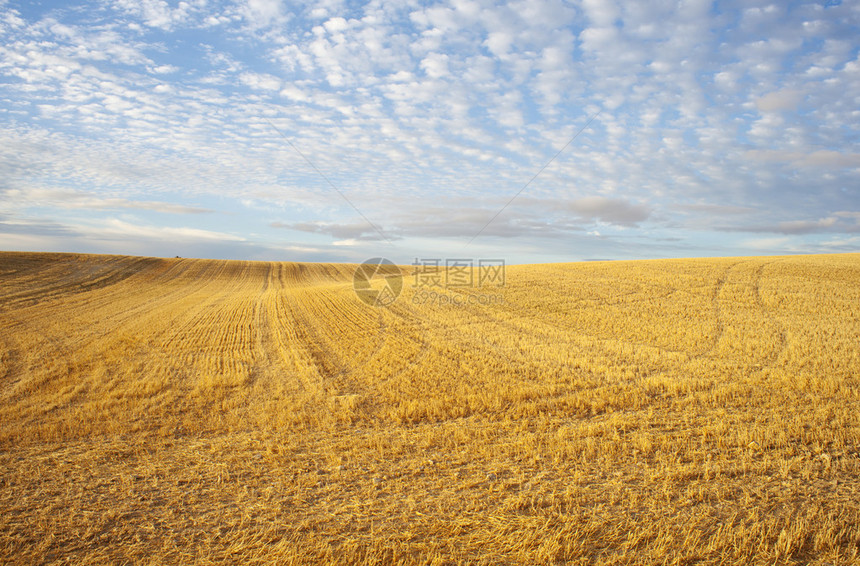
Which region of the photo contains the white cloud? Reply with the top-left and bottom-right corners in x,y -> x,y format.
581,0 -> 619,27
835,211 -> 860,223
0,232 -> 59,250
566,197 -> 651,227
420,52 -> 449,78
776,217 -> 839,234
323,17 -> 349,33
241,0 -> 285,28
150,64 -> 178,74
239,71 -> 281,91
279,84 -> 308,102
111,0 -> 201,30
745,150 -> 860,168
2,187 -> 213,215
819,235 -> 860,250
755,89 -> 803,112
742,236 -> 791,250
92,218 -> 245,242
484,31 -> 513,57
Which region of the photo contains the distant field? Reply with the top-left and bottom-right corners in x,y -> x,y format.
0,251 -> 858,565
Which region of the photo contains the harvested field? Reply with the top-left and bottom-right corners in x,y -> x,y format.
0,251 -> 858,564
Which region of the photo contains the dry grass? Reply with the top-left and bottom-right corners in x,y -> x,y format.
0,251 -> 858,565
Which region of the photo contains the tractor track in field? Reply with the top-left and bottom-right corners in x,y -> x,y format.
701,262 -> 732,358
283,293 -> 342,391
289,297 -> 383,390
455,260 -> 746,380
684,260 -> 741,361
449,280 -> 707,364
249,262 -> 276,391
752,259 -> 789,368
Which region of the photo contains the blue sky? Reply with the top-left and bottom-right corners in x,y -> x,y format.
1,0 -> 858,264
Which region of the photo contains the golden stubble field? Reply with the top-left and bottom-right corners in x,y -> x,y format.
0,251 -> 858,565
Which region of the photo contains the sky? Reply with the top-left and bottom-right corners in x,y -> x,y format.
0,0 -> 859,265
